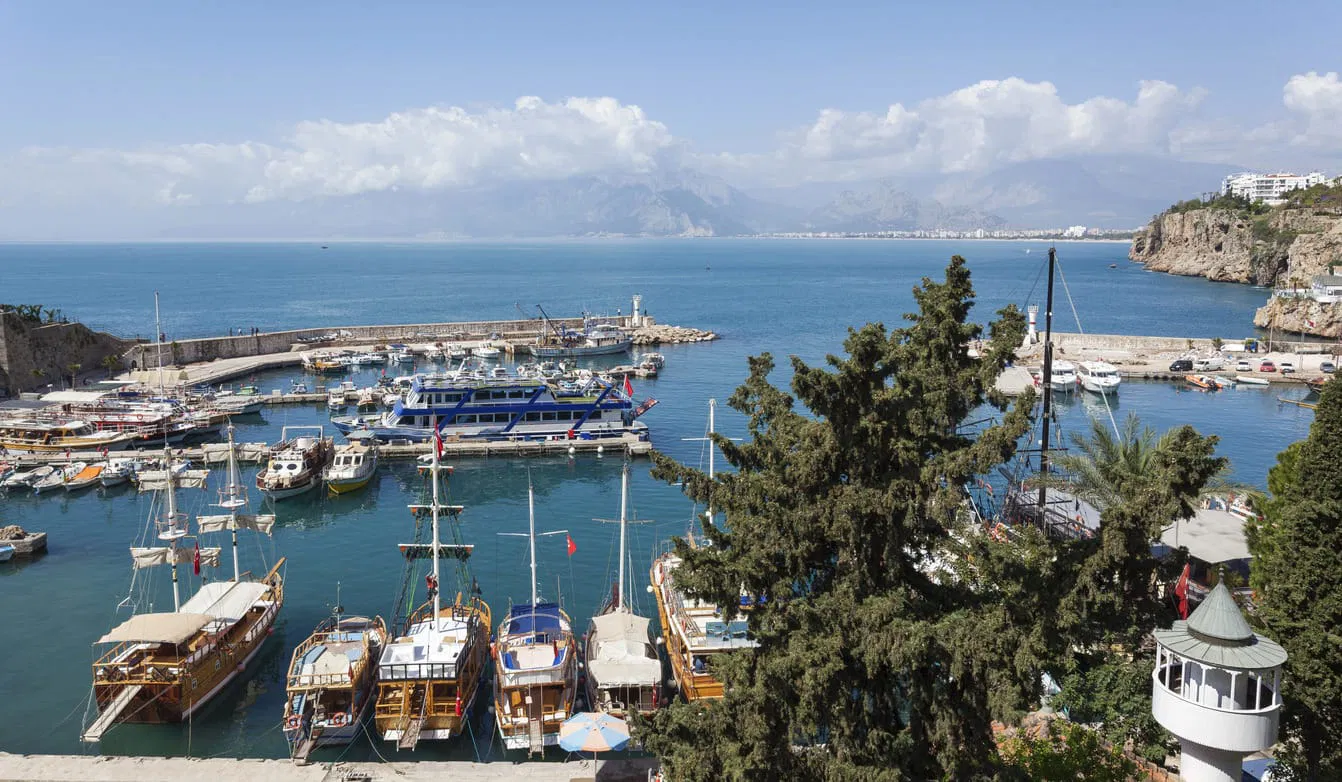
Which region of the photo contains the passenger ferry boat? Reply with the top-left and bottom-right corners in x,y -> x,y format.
256,426 -> 334,500
82,436 -> 283,742
332,371 -> 652,443
283,610 -> 387,761
374,451 -> 491,749
492,483 -> 578,754
0,418 -> 137,452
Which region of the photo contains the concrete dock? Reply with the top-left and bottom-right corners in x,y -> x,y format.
5,432 -> 652,468
0,752 -> 658,782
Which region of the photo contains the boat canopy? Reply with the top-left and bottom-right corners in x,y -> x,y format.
137,470 -> 211,491
505,602 -> 563,636
97,612 -> 213,645
588,612 -> 660,687
40,390 -> 111,404
180,580 -> 271,624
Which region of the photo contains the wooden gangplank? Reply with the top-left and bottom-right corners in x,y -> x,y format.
80,684 -> 144,742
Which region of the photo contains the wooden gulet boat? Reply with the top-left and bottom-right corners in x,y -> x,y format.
82,439 -> 284,742
282,594 -> 387,761
584,460 -> 662,719
652,399 -> 757,702
373,435 -> 491,750
492,481 -> 578,755
256,425 -> 334,500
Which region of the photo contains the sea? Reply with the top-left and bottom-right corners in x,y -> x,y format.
0,239 -> 1319,760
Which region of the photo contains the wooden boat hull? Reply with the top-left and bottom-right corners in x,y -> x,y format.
651,557 -> 725,702
373,601 -> 491,744
326,474 -> 372,495
259,473 -> 322,500
88,562 -> 284,735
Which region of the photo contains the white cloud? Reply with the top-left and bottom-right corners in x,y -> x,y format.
1280,71 -> 1342,146
711,78 -> 1207,185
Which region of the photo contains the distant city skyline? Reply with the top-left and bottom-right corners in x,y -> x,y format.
2,1 -> 1341,238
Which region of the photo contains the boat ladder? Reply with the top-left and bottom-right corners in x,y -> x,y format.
292,736 -> 318,765
81,684 -> 145,742
527,718 -> 545,756
396,686 -> 427,751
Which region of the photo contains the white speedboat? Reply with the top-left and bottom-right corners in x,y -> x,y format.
1049,361 -> 1078,393
472,345 -> 501,360
1077,361 -> 1121,395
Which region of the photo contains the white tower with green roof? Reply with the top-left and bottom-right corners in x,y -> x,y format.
1151,581 -> 1287,782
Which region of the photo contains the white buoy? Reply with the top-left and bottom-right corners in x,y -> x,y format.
568,446 -> 576,456
596,445 -> 604,457
645,584 -> 654,593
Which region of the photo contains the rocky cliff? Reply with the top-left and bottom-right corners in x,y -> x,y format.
1253,297 -> 1342,339
0,311 -> 138,396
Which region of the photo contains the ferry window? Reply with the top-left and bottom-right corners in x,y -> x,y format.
525,412 -> 540,421
461,415 -> 476,424
589,410 -> 601,420
445,393 -> 461,402
509,390 -> 525,399
542,412 -> 557,421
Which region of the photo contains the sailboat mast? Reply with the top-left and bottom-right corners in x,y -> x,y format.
1037,247 -> 1057,511
154,291 -> 165,394
165,446 -> 181,611
431,419 -> 442,622
707,398 -> 716,522
528,481 -> 538,607
617,462 -> 628,611
227,425 -> 241,581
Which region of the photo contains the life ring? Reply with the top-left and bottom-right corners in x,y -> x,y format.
330,712 -> 350,727
285,714 -> 302,730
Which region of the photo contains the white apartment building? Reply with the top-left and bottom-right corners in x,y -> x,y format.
1221,171 -> 1327,205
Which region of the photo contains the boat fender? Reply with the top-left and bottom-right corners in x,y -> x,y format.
285,714 -> 302,730
455,700 -> 463,717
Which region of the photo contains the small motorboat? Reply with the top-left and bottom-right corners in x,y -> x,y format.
34,463 -> 84,494
1236,376 -> 1270,386
1185,374 -> 1223,391
0,544 -> 14,563
355,388 -> 378,412
323,438 -> 378,495
473,345 -> 501,360
3,465 -> 52,492
64,463 -> 105,492
100,458 -> 139,487
327,391 -> 346,411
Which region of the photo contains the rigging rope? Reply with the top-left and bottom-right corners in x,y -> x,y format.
1053,253 -> 1121,439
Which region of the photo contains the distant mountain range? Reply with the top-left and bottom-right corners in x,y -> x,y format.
134,155 -> 1242,239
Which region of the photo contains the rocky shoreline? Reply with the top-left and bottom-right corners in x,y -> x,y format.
1129,201 -> 1342,338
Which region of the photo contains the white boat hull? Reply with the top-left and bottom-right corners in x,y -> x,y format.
259,474 -> 322,501
1080,378 -> 1120,395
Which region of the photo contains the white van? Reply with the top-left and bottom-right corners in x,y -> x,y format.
1193,357 -> 1225,372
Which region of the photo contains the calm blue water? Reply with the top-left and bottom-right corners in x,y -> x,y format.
0,240 -> 1312,759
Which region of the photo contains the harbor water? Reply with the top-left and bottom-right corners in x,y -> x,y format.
0,240 -> 1317,759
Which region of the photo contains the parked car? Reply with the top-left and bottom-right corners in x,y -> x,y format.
1322,361 -> 1336,374
1236,360 -> 1253,372
1280,362 -> 1296,374
1169,358 -> 1194,372
1259,360 -> 1278,373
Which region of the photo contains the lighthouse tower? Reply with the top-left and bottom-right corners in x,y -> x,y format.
1152,581 -> 1287,782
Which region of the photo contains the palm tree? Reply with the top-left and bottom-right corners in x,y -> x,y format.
1041,413 -> 1237,518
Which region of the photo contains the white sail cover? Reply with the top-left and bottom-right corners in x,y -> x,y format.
196,514 -> 275,535
130,546 -> 222,569
137,469 -> 211,491
98,613 -> 214,645
587,612 -> 661,687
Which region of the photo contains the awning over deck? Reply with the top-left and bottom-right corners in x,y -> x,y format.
97,612 -> 213,645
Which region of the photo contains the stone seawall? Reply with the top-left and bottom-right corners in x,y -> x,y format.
124,316 -> 643,369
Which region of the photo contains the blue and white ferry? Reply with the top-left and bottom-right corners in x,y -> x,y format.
331,370 -> 653,443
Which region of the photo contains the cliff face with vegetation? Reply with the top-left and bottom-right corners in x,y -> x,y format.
0,309 -> 138,396
1129,186 -> 1342,336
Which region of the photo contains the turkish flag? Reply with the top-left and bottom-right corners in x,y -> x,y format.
566,533 -> 577,556
193,541 -> 201,576
1174,563 -> 1190,619
623,375 -> 634,397
434,426 -> 444,458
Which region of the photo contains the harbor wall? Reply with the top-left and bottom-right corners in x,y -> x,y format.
1039,332 -> 1336,356
124,316 -> 639,369
0,311 -> 139,397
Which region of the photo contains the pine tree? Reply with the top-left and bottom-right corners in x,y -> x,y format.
641,257 -> 1044,780
1249,378 -> 1342,781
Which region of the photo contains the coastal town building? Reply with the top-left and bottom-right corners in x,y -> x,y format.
1221,171 -> 1327,205
1310,269 -> 1342,304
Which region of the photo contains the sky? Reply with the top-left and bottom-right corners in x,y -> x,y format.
2,1 -> 1341,235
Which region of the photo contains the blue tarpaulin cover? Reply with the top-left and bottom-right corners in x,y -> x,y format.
505,602 -> 562,636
